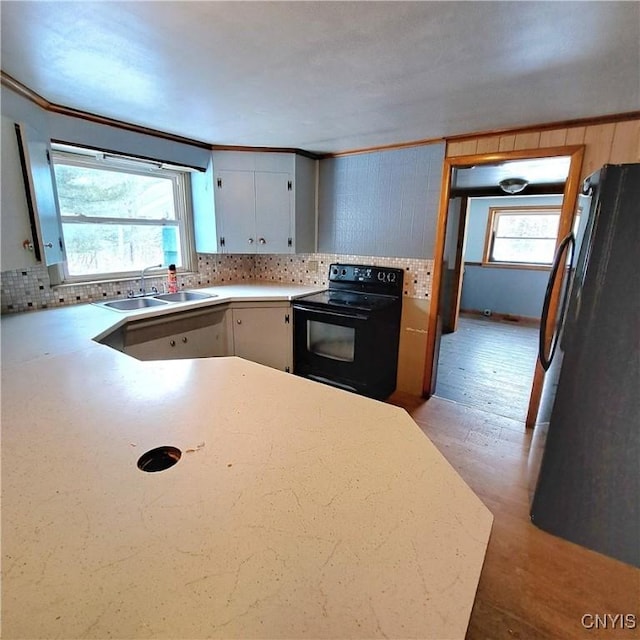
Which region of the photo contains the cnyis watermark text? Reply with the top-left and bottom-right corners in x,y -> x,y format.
581,613 -> 637,630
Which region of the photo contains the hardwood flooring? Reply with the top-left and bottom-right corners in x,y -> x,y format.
435,315 -> 539,422
387,393 -> 640,640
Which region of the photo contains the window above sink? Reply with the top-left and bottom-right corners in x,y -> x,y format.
50,144 -> 198,284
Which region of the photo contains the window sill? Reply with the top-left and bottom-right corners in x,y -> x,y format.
52,271 -> 199,289
475,261 -> 552,271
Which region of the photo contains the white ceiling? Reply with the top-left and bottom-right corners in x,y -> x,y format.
1,1 -> 638,154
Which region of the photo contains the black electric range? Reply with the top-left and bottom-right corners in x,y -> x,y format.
292,263 -> 404,398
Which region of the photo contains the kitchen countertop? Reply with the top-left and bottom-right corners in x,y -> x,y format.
1,284 -> 324,368
1,284 -> 493,639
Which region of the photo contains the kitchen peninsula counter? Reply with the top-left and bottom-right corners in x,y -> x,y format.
1,284 -> 493,639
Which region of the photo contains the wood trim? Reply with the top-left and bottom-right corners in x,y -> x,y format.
482,207 -> 496,265
460,308 -> 541,327
211,144 -> 319,159
464,261 -> 552,272
445,111 -> 640,144
1,71 -> 321,159
477,262 -> 553,272
446,145 -> 584,166
482,205 -> 563,265
55,108 -> 214,152
5,71 -> 635,161
1,72 -> 49,109
323,112 -> 639,158
423,145 -> 585,407
525,145 -> 584,428
320,136 -> 445,159
424,156 -> 454,396
610,119 -> 640,163
450,197 -> 468,333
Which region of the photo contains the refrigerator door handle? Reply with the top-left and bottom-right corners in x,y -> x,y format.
539,232 -> 576,371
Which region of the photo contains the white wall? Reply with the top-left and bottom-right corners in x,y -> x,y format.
461,194 -> 564,319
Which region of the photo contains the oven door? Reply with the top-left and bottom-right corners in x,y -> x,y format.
293,304 -> 376,394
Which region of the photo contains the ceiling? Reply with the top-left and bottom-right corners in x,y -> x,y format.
1,1 -> 638,154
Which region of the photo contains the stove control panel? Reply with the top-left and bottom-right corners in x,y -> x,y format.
328,263 -> 404,290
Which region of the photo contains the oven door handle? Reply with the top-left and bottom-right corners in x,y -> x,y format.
292,304 -> 368,321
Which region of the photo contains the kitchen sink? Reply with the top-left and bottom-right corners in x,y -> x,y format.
100,297 -> 170,311
154,291 -> 216,302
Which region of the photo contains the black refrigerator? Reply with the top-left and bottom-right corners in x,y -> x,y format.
530,163 -> 640,568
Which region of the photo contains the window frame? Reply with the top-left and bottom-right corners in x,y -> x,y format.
482,205 -> 563,270
51,146 -> 197,284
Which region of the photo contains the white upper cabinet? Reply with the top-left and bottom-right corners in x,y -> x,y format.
217,169 -> 261,253
193,151 -> 316,254
13,122 -> 65,266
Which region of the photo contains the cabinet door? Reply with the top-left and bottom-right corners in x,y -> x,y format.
192,155 -> 219,254
215,170 -> 256,253
179,321 -> 229,358
255,171 -> 292,254
123,309 -> 231,361
15,123 -> 65,265
232,307 -> 292,371
1,117 -> 38,271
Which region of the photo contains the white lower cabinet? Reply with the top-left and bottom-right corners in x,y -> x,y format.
123,307 -> 232,361
231,304 -> 292,372
108,302 -> 293,372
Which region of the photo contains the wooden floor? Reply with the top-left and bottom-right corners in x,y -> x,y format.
387,393 -> 640,640
435,315 -> 539,422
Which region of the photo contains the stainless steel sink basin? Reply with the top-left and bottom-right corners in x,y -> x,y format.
154,291 -> 216,302
101,297 -> 169,311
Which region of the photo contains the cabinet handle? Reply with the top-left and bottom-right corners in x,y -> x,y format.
44,242 -> 54,248
170,340 -> 176,347
236,319 -> 242,325
259,237 -> 266,245
182,337 -> 188,344
248,238 -> 254,244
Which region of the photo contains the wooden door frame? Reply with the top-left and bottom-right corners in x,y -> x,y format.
422,146 -> 585,427
448,197 -> 468,333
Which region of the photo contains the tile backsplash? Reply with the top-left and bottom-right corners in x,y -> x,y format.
1,253 -> 434,314
253,254 -> 433,298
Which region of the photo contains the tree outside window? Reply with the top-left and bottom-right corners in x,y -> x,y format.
52,148 -> 194,281
484,206 -> 564,266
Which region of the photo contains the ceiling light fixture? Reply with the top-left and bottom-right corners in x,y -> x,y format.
499,178 -> 529,194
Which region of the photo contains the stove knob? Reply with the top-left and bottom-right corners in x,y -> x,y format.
331,267 -> 338,276
341,269 -> 347,276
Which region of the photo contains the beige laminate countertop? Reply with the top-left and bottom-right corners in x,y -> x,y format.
1,284 -> 493,639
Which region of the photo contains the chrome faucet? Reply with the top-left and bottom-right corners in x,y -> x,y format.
139,263 -> 162,296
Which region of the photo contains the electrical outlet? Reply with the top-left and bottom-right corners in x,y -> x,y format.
308,260 -> 319,272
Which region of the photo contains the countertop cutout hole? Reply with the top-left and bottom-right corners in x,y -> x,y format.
137,446 -> 182,472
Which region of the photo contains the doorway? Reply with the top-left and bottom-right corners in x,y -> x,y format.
424,147 -> 585,427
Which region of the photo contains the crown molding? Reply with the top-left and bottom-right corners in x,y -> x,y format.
1,71 -> 320,159
444,111 -> 640,143
3,70 -> 638,160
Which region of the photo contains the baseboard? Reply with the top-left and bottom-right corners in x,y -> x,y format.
460,309 -> 540,327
